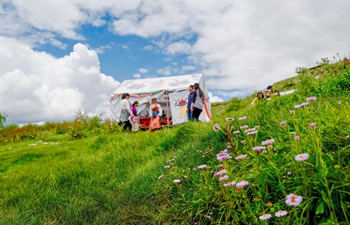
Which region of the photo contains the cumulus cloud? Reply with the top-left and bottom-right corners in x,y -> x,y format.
165,41 -> 191,55
139,68 -> 148,74
1,0 -> 350,99
157,66 -> 178,76
0,37 -> 120,124
133,73 -> 141,79
182,65 -> 196,71
208,92 -> 224,103
94,44 -> 113,54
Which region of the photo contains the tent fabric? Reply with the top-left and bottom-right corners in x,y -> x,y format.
109,74 -> 211,125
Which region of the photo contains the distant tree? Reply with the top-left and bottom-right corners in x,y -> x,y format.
0,112 -> 7,129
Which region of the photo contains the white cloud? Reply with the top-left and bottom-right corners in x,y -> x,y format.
0,37 -> 120,124
139,68 -> 148,74
94,44 -> 112,54
157,66 -> 178,76
165,41 -> 191,55
49,38 -> 67,50
208,92 -> 223,103
143,45 -> 153,51
133,73 -> 141,79
121,44 -> 129,50
182,65 -> 196,71
1,0 -> 350,97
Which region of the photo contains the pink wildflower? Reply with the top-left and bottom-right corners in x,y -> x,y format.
226,118 -> 234,121
259,214 -> 272,221
198,165 -> 208,169
173,179 -> 181,184
239,116 -> 247,121
285,193 -> 303,206
213,124 -> 220,131
235,154 -> 247,160
219,175 -> 229,181
275,210 -> 288,217
280,121 -> 287,126
240,125 -> 249,129
233,131 -> 240,134
262,139 -> 275,146
253,146 -> 266,152
236,180 -> 249,188
290,110 -> 295,115
309,123 -> 316,127
240,140 -> 246,144
294,135 -> 300,140
295,153 -> 309,161
216,150 -> 232,161
214,169 -> 227,177
223,181 -> 236,187
306,97 -> 317,101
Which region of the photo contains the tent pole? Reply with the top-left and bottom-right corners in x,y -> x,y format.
166,91 -> 170,127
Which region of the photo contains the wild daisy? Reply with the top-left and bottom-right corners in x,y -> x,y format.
233,131 -> 240,134
235,154 -> 247,160
219,175 -> 229,181
214,169 -> 227,177
216,150 -> 232,161
290,110 -> 295,115
294,135 -> 300,140
275,210 -> 288,217
309,123 -> 316,127
280,121 -> 287,126
285,193 -> 303,206
240,125 -> 249,129
259,214 -> 272,221
223,181 -> 236,187
173,179 -> 181,184
306,97 -> 317,101
239,116 -> 247,121
198,165 -> 208,169
226,118 -> 234,121
295,153 -> 309,161
236,180 -> 249,188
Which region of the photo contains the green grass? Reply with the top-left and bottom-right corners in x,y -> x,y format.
1,59 -> 350,224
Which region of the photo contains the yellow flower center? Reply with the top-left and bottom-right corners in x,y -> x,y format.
291,195 -> 297,202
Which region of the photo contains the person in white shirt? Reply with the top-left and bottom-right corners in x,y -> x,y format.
119,93 -> 134,131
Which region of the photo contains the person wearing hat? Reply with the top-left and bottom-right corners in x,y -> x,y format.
191,83 -> 204,121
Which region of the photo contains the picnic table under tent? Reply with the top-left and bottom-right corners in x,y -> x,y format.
109,73 -> 212,128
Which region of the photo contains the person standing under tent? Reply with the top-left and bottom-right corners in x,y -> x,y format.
191,83 -> 204,121
187,85 -> 194,121
148,98 -> 163,132
129,101 -> 140,132
120,93 -> 134,131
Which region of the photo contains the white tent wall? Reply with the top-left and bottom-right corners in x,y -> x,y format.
109,74 -> 212,124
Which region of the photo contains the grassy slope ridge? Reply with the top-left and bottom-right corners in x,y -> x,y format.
1,59 -> 350,224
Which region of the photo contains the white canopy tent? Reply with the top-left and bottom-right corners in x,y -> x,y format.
109,74 -> 211,126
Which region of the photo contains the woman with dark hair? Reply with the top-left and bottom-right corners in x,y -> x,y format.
251,91 -> 265,106
191,83 -> 203,121
120,93 -> 134,131
130,101 -> 140,132
148,98 -> 163,132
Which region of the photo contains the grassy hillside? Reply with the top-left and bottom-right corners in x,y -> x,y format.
1,58 -> 350,224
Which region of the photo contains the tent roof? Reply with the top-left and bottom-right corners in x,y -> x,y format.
112,73 -> 203,95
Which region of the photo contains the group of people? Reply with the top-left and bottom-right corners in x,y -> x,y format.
251,85 -> 280,106
119,82 -> 205,133
120,93 -> 163,132
187,83 -> 205,121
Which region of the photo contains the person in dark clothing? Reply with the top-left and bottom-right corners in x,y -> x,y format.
191,83 -> 203,121
187,85 -> 194,120
267,85 -> 280,97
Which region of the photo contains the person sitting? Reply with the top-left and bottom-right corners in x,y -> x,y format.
251,91 -> 265,106
148,98 -> 163,132
129,101 -> 139,132
267,85 -> 280,97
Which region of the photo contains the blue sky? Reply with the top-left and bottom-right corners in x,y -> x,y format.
1,0 -> 350,124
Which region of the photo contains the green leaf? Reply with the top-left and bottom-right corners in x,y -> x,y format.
316,201 -> 325,215
321,191 -> 329,204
